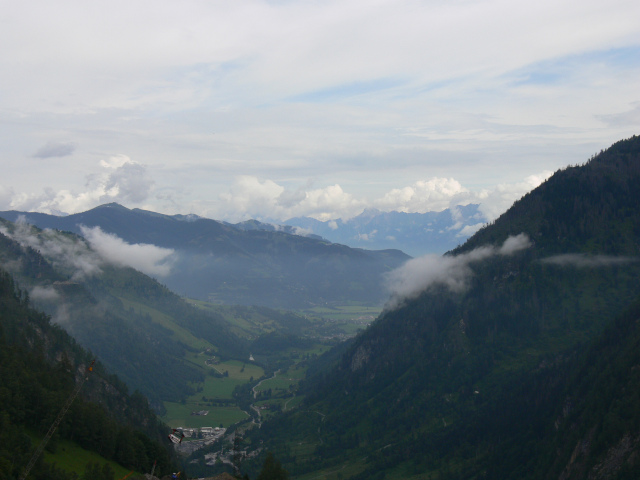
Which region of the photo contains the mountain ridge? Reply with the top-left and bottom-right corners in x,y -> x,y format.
285,203 -> 484,256
0,203 -> 409,308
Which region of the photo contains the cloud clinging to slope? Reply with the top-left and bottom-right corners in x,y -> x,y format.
0,218 -> 174,279
385,233 -> 532,308
541,254 -> 638,268
80,226 -> 174,277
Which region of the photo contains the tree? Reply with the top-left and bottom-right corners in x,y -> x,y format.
257,452 -> 289,480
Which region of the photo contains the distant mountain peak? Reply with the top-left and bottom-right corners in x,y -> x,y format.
173,213 -> 204,222
356,207 -> 382,219
284,205 -> 484,256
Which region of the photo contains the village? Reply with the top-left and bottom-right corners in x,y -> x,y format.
172,426 -> 227,456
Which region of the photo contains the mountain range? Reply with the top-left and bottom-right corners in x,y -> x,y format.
284,203 -> 484,257
0,204 -> 409,309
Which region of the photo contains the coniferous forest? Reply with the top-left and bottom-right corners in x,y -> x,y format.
0,268 -> 175,479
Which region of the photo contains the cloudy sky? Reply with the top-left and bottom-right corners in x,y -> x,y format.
1,0 -> 638,223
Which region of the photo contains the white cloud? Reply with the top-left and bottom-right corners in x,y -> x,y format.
30,285 -> 61,301
374,178 -> 469,213
457,223 -> 484,238
291,226 -> 314,237
4,155 -> 153,215
385,233 -> 531,308
0,185 -> 14,210
475,171 -> 554,221
0,217 -> 174,279
541,254 -> 638,267
0,218 -> 103,280
189,170 -> 555,223
80,226 -> 175,277
218,176 -> 284,217
216,176 -> 364,221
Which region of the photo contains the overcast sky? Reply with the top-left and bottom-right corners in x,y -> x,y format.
1,0 -> 638,223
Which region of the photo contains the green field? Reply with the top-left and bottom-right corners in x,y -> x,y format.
255,365 -> 306,393
163,402 -> 248,428
301,305 -> 381,322
26,432 -> 136,479
162,359 -> 264,428
211,359 -> 264,381
188,298 -> 380,340
154,299 -> 373,434
284,394 -> 304,411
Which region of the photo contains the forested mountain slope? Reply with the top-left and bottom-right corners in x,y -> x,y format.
532,297 -> 640,480
456,135 -> 640,256
0,268 -> 174,479
253,135 -> 640,479
0,222 -> 247,409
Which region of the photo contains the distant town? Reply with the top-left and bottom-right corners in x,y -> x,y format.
173,426 -> 226,455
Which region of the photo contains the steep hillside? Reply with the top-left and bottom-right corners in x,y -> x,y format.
455,136 -> 640,256
531,298 -> 640,480
0,203 -> 410,308
250,135 -> 640,479
0,267 -> 175,479
0,222 -> 248,409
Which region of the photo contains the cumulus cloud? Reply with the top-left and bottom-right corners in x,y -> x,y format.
33,141 -> 76,158
2,161 -> 551,228
80,226 -> 175,277
217,176 -> 364,221
0,185 -> 14,210
541,254 -> 638,267
374,178 -> 469,213
209,171 -> 552,223
475,171 -> 553,221
457,223 -> 484,237
100,160 -> 153,204
385,233 -> 531,308
4,155 -> 153,215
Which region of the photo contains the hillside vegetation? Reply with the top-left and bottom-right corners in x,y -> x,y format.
0,268 -> 174,479
0,223 -> 247,409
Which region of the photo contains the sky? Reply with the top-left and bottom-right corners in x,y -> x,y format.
1,0 -> 639,224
